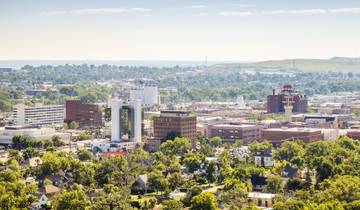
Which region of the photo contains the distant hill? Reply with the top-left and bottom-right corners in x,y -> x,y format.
217,57 -> 360,72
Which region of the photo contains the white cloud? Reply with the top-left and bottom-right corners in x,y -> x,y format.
217,11 -> 253,17
266,9 -> 327,15
44,7 -> 152,15
218,7 -> 360,17
232,4 -> 252,8
329,8 -> 360,14
185,5 -> 207,9
192,13 -> 209,17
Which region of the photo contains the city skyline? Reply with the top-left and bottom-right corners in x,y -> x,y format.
1,0 -> 360,61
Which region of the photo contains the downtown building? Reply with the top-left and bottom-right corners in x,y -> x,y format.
267,84 -> 308,113
65,100 -> 103,128
147,110 -> 197,151
207,124 -> 264,144
13,103 -> 64,127
261,127 -> 324,146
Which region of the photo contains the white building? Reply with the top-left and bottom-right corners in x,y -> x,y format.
130,87 -> 159,107
13,103 -> 64,127
0,126 -> 70,145
91,99 -> 142,153
254,150 -> 275,167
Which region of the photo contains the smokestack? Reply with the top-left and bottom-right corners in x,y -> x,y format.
273,89 -> 275,95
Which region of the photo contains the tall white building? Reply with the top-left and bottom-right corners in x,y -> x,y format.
130,87 -> 159,107
91,99 -> 142,153
13,103 -> 65,127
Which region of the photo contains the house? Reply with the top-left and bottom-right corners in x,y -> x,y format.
254,150 -> 275,167
251,175 -> 267,192
41,184 -> 61,198
283,164 -> 301,179
248,192 -> 276,209
26,157 -> 42,168
31,194 -> 49,210
132,174 -> 148,194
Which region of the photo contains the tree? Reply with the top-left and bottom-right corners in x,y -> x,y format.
264,175 -> 283,194
91,184 -> 132,210
168,172 -> 183,191
272,200 -> 306,210
190,192 -> 219,210
316,175 -> 360,203
206,161 -> 217,185
209,136 -> 222,148
249,140 -> 273,156
162,200 -> 184,210
95,157 -> 135,187
221,182 -> 250,209
284,178 -> 307,192
51,185 -> 90,210
12,135 -> 31,150
69,121 -> 79,129
77,132 -> 92,141
274,141 -> 304,167
77,149 -> 93,161
148,171 -> 169,194
184,153 -> 203,173
52,135 -> 65,147
23,147 -> 40,160
160,137 -> 191,157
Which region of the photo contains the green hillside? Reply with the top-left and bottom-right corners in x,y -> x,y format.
248,57 -> 360,72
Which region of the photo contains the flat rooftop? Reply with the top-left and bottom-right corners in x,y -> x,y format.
212,124 -> 257,128
264,127 -> 321,132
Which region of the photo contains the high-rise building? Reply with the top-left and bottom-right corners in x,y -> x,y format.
91,99 -> 142,153
130,86 -> 159,107
153,110 -> 197,146
267,84 -> 308,114
65,100 -> 102,128
13,103 -> 64,127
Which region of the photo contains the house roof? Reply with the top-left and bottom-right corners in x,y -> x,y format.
283,164 -> 299,177
251,175 -> 267,186
44,185 -> 61,194
103,151 -> 127,158
249,192 -> 276,199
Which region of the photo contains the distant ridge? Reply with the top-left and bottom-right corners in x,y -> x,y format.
249,57 -> 360,72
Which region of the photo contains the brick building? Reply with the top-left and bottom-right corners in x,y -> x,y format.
153,110 -> 197,147
207,124 -> 263,144
261,128 -> 323,145
267,84 -> 308,113
65,100 -> 102,128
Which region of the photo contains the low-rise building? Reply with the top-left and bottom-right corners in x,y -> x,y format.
248,192 -> 276,209
207,124 -> 263,144
0,126 -> 70,145
261,128 -> 324,145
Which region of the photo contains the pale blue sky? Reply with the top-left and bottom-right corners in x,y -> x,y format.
1,0 -> 360,61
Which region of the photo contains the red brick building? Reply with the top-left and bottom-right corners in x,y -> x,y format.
267,84 -> 308,113
65,100 -> 102,128
207,124 -> 263,144
261,128 -> 323,145
153,110 -> 197,147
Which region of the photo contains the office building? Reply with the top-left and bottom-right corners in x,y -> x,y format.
267,84 -> 308,114
13,103 -> 64,127
130,86 -> 159,107
0,126 -> 70,145
153,110 -> 197,146
65,100 -> 102,128
207,124 -> 263,144
261,128 -> 324,145
91,99 -> 142,153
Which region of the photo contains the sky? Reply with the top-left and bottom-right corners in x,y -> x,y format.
1,0 -> 360,61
